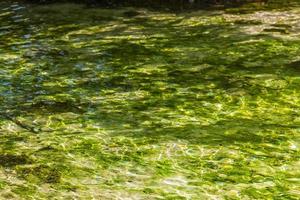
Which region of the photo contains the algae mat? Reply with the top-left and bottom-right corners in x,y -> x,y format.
0,2 -> 300,199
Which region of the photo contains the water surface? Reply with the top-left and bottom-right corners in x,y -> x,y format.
0,2 -> 300,199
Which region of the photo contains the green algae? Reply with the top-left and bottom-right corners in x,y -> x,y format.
1,1 -> 300,199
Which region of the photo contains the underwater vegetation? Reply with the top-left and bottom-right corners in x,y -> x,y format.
0,1 -> 300,199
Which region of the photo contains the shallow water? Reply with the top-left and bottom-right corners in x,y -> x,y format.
0,1 -> 300,199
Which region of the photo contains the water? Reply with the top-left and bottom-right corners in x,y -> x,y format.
0,2 -> 300,199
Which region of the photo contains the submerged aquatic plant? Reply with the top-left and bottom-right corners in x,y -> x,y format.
0,1 -> 300,199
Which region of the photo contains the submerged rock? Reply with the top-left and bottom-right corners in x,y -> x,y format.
0,154 -> 32,167
288,60 -> 300,70
263,28 -> 289,34
123,10 -> 140,17
17,165 -> 61,183
22,47 -> 68,59
31,100 -> 84,114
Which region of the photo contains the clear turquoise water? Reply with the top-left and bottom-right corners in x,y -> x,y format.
0,2 -> 300,199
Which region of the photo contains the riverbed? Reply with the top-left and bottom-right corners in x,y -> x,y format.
0,2 -> 300,199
